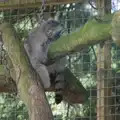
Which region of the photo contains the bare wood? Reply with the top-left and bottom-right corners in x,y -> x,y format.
97,42 -> 112,120
97,0 -> 112,120
0,0 -> 83,10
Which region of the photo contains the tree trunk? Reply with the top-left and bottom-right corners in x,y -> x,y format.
28,78 -> 53,120
0,23 -> 53,120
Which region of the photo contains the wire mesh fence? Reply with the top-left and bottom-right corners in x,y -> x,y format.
0,0 -> 120,120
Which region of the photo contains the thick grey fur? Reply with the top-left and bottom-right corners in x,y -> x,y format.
24,19 -> 62,88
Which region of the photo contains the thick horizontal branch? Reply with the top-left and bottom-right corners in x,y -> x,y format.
48,14 -> 113,62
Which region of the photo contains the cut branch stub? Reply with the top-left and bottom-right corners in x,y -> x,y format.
63,68 -> 88,104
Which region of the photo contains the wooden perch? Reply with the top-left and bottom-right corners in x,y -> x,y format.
0,0 -> 83,9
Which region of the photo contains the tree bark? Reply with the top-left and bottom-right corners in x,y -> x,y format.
0,23 -> 53,120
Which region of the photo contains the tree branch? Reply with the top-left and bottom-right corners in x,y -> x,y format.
48,14 -> 113,63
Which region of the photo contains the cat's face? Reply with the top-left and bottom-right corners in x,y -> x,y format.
42,19 -> 63,41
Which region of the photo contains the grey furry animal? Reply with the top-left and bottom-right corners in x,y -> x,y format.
24,19 -> 62,88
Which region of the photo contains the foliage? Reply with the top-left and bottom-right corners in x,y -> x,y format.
0,94 -> 28,120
